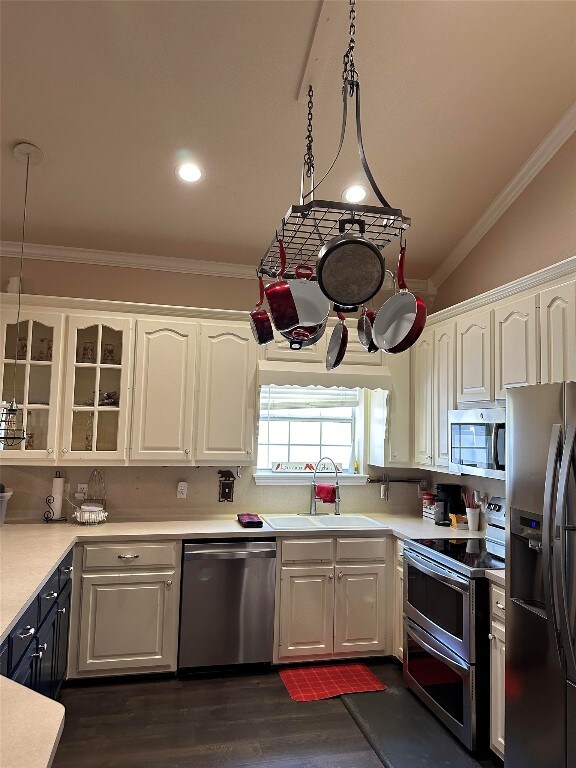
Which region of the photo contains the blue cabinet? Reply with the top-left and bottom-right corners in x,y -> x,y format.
2,550 -> 73,701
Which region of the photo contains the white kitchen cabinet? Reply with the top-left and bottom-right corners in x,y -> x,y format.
493,294 -> 538,400
334,564 -> 387,655
367,352 -> 412,468
456,309 -> 493,402
278,566 -> 334,658
489,582 -> 506,760
61,315 -> 132,462
393,541 -> 404,660
0,310 -> 64,463
195,322 -> 257,464
540,279 -> 576,384
71,540 -> 181,677
276,536 -> 391,663
490,620 -> 506,759
413,329 -> 434,467
131,319 -> 197,462
433,323 -> 456,468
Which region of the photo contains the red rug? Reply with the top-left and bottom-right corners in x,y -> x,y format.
279,663 -> 387,702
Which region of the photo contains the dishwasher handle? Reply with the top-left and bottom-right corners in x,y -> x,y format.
184,542 -> 276,560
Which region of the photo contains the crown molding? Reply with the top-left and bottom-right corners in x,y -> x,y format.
0,241 -> 433,297
431,101 -> 576,290
0,241 -> 256,281
427,254 -> 576,325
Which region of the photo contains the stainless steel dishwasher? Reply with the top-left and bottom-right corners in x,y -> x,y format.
178,539 -> 276,668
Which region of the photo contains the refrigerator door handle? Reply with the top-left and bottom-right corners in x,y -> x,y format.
555,423 -> 576,681
543,423 -> 563,663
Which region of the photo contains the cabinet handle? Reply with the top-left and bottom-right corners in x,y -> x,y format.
58,607 -> 66,615
338,571 -> 343,579
329,573 -> 334,580
61,566 -> 73,574
31,643 -> 47,660
488,633 -> 495,641
118,554 -> 140,560
42,591 -> 58,600
62,448 -> 68,455
166,580 -> 173,586
17,626 -> 35,639
47,448 -> 53,455
496,602 -> 505,611
184,449 -> 190,455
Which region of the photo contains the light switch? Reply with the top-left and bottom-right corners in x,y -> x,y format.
177,482 -> 188,499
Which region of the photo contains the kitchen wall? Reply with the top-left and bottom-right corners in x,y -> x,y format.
434,133 -> 576,310
0,465 -> 425,523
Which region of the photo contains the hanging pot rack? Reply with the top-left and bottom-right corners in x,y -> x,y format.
258,0 -> 410,281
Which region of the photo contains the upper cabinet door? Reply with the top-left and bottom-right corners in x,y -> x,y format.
61,315 -> 132,462
433,323 -> 456,468
413,329 -> 434,467
131,320 -> 197,462
540,280 -> 576,384
195,322 -> 257,464
494,294 -> 538,399
456,309 -> 493,402
0,311 -> 64,462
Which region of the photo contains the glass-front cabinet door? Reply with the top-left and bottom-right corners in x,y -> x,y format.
60,316 -> 132,462
0,312 -> 64,461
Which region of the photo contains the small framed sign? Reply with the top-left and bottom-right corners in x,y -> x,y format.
272,461 -> 343,473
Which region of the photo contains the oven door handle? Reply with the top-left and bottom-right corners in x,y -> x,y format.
405,618 -> 470,676
404,550 -> 470,593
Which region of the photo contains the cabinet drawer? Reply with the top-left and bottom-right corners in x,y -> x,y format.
491,584 -> 506,622
9,600 -> 39,671
281,539 -> 333,563
37,568 -> 60,624
336,538 -> 387,562
58,549 -> 74,591
83,541 -> 178,570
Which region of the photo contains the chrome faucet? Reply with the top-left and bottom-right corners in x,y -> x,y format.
310,457 -> 341,515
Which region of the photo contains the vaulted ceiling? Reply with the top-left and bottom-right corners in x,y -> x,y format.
1,0 -> 575,282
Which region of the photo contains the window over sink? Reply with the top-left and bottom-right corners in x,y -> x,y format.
254,385 -> 372,485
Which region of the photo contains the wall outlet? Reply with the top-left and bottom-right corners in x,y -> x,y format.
177,481 -> 188,499
77,483 -> 88,494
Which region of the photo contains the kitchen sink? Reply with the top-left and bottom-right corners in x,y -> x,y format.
263,515 -> 323,530
314,515 -> 387,529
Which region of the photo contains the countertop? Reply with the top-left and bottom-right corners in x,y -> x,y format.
485,568 -> 506,588
0,676 -> 64,768
0,513 -> 484,768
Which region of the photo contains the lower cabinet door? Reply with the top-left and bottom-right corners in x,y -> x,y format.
10,643 -> 38,689
334,565 -> 387,655
278,566 -> 334,659
490,620 -> 506,760
77,571 -> 178,673
35,602 -> 59,698
53,580 -> 72,698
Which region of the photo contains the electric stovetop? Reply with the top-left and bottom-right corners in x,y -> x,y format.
405,537 -> 505,578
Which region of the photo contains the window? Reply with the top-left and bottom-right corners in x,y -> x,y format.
256,385 -> 361,475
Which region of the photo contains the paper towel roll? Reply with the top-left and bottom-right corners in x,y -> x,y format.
52,473 -> 64,519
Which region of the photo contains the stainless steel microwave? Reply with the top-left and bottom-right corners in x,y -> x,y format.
448,408 -> 505,480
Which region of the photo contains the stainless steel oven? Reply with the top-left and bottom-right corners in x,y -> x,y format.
404,547 -> 473,662
448,407 -> 505,480
403,537 -> 502,753
404,617 -> 476,750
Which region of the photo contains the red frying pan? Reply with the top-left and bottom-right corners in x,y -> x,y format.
326,313 -> 348,370
250,275 -> 274,345
372,244 -> 427,354
357,305 -> 378,353
281,320 -> 327,350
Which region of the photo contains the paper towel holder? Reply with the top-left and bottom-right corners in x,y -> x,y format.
44,471 -> 68,523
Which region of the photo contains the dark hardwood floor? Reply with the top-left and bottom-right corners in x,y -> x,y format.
53,661 -> 501,768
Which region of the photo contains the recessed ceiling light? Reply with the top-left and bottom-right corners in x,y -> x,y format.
343,184 -> 368,204
176,162 -> 202,183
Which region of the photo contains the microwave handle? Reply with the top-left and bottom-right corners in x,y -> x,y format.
492,424 -> 504,470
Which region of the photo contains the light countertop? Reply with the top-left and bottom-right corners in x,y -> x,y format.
0,513 -> 484,768
485,568 -> 506,588
0,676 -> 64,768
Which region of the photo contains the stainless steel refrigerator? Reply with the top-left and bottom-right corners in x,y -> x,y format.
507,382 -> 576,768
